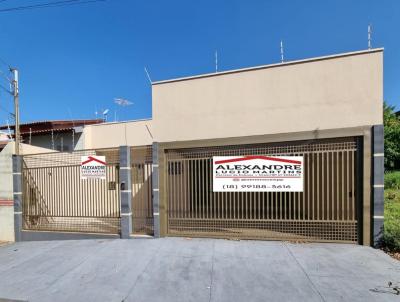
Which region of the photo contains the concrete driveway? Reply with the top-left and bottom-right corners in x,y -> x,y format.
0,238 -> 399,302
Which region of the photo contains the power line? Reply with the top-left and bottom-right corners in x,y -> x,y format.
0,102 -> 13,116
0,56 -> 11,69
0,0 -> 108,13
0,83 -> 11,94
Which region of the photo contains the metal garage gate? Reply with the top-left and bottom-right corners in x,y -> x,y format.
22,148 -> 121,234
165,138 -> 360,242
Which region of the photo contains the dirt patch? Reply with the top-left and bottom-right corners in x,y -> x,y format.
387,251 -> 400,261
381,247 -> 400,261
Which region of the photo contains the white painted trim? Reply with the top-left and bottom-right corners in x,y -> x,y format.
120,167 -> 131,170
132,234 -> 153,238
121,190 -> 132,193
121,212 -> 132,216
153,188 -> 159,191
14,192 -> 22,195
152,164 -> 159,168
373,215 -> 384,219
373,153 -> 384,157
12,172 -> 22,175
86,118 -> 152,127
153,212 -> 160,216
14,211 -> 22,215
373,184 -> 384,188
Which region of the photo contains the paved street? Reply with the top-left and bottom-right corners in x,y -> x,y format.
0,238 -> 399,302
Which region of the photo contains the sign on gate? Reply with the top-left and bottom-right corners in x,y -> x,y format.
213,155 -> 303,192
81,156 -> 107,180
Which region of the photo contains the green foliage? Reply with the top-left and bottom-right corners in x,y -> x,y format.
384,171 -> 400,190
384,102 -> 400,170
382,171 -> 400,251
383,188 -> 400,251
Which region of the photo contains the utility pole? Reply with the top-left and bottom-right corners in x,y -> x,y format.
10,68 -> 19,155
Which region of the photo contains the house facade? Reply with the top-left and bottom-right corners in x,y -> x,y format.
15,48 -> 384,246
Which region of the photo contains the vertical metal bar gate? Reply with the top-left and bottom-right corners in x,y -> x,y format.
131,146 -> 154,235
165,138 -> 360,242
22,148 -> 121,234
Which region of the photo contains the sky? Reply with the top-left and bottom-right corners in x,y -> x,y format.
0,0 -> 398,125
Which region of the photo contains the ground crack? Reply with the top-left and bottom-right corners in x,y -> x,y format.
284,242 -> 327,302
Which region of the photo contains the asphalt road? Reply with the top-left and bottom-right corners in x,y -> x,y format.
0,238 -> 399,302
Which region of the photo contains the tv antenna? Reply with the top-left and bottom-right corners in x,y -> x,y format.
114,98 -> 133,107
102,109 -> 109,121
114,98 -> 133,122
215,50 -> 218,73
368,24 -> 372,49
280,40 -> 284,63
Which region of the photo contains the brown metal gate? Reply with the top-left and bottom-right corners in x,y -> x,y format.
131,146 -> 154,235
165,138 -> 360,242
22,148 -> 121,234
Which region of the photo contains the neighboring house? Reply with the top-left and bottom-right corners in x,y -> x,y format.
0,119 -> 103,152
0,119 -> 102,241
0,131 -> 12,152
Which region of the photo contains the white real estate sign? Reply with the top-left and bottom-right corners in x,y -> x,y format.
81,156 -> 106,180
213,155 -> 303,192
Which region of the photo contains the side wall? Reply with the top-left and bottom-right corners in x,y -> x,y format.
152,50 -> 383,143
0,142 -> 55,241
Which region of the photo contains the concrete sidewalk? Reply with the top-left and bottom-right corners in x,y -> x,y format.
0,238 -> 399,302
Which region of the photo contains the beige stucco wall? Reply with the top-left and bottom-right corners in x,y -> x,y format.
0,206 -> 13,242
0,142 -> 54,241
80,119 -> 153,149
152,49 -> 383,143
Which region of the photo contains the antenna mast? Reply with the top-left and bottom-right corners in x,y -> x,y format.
6,120 -> 12,139
51,129 -> 54,150
215,50 -> 218,73
144,67 -> 152,84
368,24 -> 372,49
280,40 -> 284,63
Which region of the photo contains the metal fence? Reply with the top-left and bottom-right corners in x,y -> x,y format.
165,138 -> 360,242
131,146 -> 154,235
22,148 -> 121,234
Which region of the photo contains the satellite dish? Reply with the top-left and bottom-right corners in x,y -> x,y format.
103,109 -> 109,115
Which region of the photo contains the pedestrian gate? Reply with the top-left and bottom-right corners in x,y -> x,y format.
165,138 -> 360,242
131,146 -> 154,235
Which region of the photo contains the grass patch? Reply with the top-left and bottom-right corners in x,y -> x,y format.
383,171 -> 400,251
385,171 -> 400,190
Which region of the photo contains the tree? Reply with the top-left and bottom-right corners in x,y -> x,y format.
384,102 -> 400,170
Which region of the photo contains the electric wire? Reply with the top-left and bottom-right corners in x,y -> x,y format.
0,102 -> 13,116
0,0 -> 108,13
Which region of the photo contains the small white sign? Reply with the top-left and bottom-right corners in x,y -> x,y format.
213,155 -> 303,192
81,156 -> 106,180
